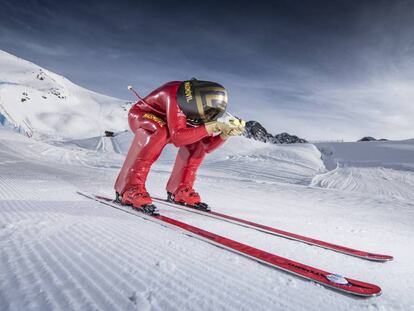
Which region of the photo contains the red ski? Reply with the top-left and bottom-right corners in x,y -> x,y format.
153,197 -> 393,262
78,192 -> 382,297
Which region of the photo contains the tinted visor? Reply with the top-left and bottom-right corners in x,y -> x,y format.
204,106 -> 225,121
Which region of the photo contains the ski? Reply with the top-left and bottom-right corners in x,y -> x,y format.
153,197 -> 393,262
78,192 -> 382,297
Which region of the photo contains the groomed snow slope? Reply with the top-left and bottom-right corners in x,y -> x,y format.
314,140 -> 414,201
0,50 -> 129,139
1,130 -> 413,311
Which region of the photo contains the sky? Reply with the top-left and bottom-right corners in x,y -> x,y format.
0,0 -> 413,141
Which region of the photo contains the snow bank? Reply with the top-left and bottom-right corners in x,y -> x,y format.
312,140 -> 414,200
62,133 -> 326,186
198,137 -> 325,185
315,140 -> 414,171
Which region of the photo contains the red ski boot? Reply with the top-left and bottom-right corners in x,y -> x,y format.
116,186 -> 159,215
167,186 -> 210,211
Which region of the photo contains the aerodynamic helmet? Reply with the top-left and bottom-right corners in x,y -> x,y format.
176,79 -> 228,125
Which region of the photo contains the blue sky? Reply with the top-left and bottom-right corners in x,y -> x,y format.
1,0 -> 413,140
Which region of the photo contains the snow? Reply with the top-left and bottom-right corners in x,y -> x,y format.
313,140 -> 414,202
316,140 -> 414,171
1,130 -> 413,310
1,51 -> 414,310
0,50 -> 129,140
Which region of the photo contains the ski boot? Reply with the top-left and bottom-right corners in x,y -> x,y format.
167,186 -> 210,212
116,187 -> 159,216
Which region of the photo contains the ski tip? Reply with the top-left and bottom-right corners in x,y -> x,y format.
329,277 -> 382,297
320,272 -> 382,297
378,255 -> 394,262
366,254 -> 394,262
360,286 -> 382,297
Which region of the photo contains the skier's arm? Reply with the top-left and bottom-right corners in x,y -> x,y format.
167,101 -> 210,147
202,135 -> 226,153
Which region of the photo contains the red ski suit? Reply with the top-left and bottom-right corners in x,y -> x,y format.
115,81 -> 226,197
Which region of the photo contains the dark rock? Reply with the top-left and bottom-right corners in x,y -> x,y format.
49,88 -> 66,100
244,121 -> 272,142
358,137 -> 377,142
244,120 -> 307,144
36,69 -> 46,81
273,132 -> 308,144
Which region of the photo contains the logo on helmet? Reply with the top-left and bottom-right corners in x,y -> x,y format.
184,81 -> 193,103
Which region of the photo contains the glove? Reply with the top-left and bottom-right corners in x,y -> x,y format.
220,125 -> 245,139
220,117 -> 246,139
205,121 -> 240,135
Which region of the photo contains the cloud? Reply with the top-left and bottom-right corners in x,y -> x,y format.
0,0 -> 413,141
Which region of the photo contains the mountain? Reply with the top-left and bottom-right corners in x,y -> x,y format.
357,136 -> 388,142
0,50 -> 130,140
244,120 -> 308,144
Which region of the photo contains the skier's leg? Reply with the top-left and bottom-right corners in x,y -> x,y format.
166,136 -> 224,207
166,141 -> 204,195
166,135 -> 225,195
114,109 -> 168,206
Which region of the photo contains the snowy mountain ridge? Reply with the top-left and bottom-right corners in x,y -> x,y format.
0,50 -> 129,139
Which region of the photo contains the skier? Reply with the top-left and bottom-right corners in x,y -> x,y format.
114,79 -> 245,214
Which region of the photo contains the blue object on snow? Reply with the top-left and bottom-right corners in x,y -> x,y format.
0,112 -> 6,125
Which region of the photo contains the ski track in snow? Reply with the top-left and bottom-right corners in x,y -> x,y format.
1,131 -> 413,311
0,197 -> 303,311
311,166 -> 414,202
